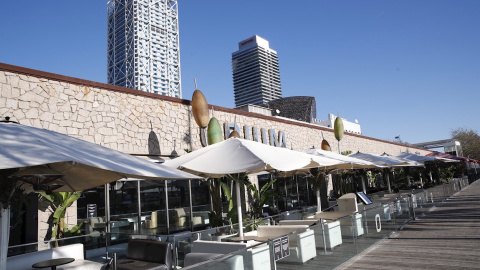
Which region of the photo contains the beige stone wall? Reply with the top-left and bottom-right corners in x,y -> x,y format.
0,69 -> 430,157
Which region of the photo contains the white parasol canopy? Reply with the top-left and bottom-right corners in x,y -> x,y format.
396,152 -> 458,163
164,138 -> 344,177
0,122 -> 201,191
306,148 -> 380,169
164,137 -> 346,236
349,152 -> 415,167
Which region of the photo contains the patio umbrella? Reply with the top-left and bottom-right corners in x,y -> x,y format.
349,152 -> 413,167
0,122 -> 201,191
306,148 -> 381,206
0,122 -> 201,269
164,137 -> 345,236
349,152 -> 416,193
306,148 -> 379,170
395,152 -> 437,163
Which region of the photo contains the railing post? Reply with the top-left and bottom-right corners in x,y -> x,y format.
321,218 -> 328,254
409,193 -> 415,221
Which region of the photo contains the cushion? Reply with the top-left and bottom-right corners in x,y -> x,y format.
126,239 -> 171,265
175,208 -> 186,218
184,253 -> 223,266
191,240 -> 248,254
116,259 -> 168,270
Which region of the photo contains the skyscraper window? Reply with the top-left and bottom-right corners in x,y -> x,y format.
232,35 -> 282,107
107,0 -> 182,98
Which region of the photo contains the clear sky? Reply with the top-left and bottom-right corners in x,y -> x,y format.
1,1 -> 479,146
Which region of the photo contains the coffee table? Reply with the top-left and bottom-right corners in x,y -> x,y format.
32,257 -> 75,270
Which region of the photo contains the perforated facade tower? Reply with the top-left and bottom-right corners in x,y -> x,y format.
107,0 -> 181,98
232,35 -> 282,107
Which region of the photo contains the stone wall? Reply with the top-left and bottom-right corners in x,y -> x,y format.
0,64 -> 430,158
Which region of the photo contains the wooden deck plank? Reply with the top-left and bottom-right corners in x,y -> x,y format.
277,180 -> 480,270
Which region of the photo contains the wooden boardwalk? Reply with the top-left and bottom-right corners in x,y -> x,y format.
276,180 -> 480,270
336,180 -> 480,269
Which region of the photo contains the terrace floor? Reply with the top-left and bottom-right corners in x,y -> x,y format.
278,180 -> 480,270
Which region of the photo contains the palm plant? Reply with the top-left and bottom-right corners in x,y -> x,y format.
36,191 -> 83,244
245,177 -> 277,231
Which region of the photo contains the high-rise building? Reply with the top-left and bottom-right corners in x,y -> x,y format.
107,0 -> 182,98
232,35 -> 282,107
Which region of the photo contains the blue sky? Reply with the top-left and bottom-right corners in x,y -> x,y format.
1,1 -> 479,145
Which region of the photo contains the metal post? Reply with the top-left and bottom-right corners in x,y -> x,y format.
137,180 -> 142,233
385,169 -> 392,194
363,206 -> 368,234
165,181 -> 170,234
361,174 -> 367,194
316,190 -> 322,212
113,252 -> 117,270
105,183 -> 111,258
236,180 -> 244,237
105,183 -> 111,233
189,180 -> 194,232
305,177 -> 310,207
409,193 -> 415,221
321,218 -> 327,254
295,175 -> 300,208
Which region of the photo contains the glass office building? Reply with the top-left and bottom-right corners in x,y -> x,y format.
232,35 -> 282,107
107,0 -> 182,98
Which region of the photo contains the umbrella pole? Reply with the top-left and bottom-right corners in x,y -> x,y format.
188,180 -> 194,232
385,169 -> 392,193
316,190 -> 321,212
0,205 -> 10,270
137,181 -> 142,233
235,180 -> 243,237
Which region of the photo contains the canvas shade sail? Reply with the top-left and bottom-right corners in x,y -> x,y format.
0,122 -> 201,191
306,148 -> 379,169
164,138 -> 345,177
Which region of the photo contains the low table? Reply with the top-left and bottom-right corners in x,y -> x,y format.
227,235 -> 272,242
32,258 -> 75,270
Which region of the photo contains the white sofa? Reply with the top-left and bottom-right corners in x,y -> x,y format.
187,239 -> 270,270
245,225 -> 316,264
278,219 -> 342,249
7,243 -> 105,270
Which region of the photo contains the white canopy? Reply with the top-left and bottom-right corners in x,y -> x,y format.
396,152 -> 437,163
0,122 -> 201,191
164,137 -> 346,236
164,138 -> 344,178
306,148 -> 380,169
380,153 -> 424,167
349,152 -> 416,167
396,152 -> 459,163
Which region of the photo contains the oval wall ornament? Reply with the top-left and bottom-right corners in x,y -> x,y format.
321,139 -> 331,151
191,89 -> 210,128
334,116 -> 344,141
207,117 -> 223,145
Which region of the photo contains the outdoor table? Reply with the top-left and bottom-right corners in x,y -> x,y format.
226,235 -> 272,242
32,257 -> 75,270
